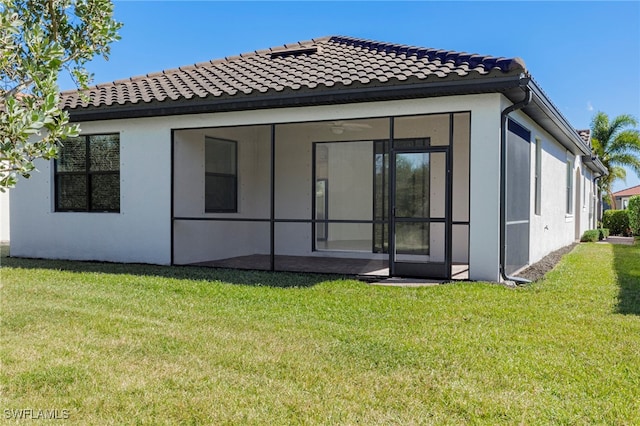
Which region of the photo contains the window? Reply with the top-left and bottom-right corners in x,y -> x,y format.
566,156 -> 574,215
205,137 -> 237,212
534,138 -> 541,215
582,170 -> 587,209
55,134 -> 120,212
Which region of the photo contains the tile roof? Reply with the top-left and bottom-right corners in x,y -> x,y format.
576,129 -> 591,145
612,184 -> 640,197
60,35 -> 527,111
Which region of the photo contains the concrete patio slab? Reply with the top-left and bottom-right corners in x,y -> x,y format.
191,254 -> 469,281
598,236 -> 636,245
368,277 -> 444,287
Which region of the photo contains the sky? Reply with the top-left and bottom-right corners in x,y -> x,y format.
59,1 -> 640,191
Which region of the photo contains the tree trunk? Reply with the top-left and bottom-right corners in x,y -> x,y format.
608,189 -> 617,210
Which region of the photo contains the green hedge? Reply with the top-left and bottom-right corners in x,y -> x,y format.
580,229 -> 609,242
628,196 -> 640,236
603,210 -> 630,236
580,230 -> 600,242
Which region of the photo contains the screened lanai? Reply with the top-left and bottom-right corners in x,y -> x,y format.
172,112 -> 470,280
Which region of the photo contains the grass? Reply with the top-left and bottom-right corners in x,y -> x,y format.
1,243 -> 639,424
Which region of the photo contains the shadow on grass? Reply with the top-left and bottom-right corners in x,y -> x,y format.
613,242 -> 640,315
0,245 -> 344,288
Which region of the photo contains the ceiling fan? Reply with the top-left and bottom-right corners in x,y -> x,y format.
327,121 -> 372,135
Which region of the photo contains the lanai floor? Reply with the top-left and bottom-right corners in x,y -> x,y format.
192,254 -> 469,280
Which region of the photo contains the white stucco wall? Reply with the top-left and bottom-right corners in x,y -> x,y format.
468,96 -> 503,281
451,113 -> 470,264
11,94 -> 502,280
0,189 -> 9,243
173,126 -> 271,219
508,108 -> 597,265
325,142 -> 373,242
10,122 -> 172,264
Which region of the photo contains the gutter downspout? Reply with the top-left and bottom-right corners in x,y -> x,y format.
593,174 -> 604,226
499,74 -> 532,284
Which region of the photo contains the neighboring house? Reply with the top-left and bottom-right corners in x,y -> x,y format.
10,36 -> 607,282
612,185 -> 640,209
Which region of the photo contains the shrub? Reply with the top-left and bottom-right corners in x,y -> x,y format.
598,228 -> 609,240
603,210 -> 630,236
580,230 -> 600,242
628,196 -> 640,236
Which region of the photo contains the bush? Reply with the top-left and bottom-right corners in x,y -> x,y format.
628,196 -> 640,236
580,230 -> 600,242
580,229 -> 609,242
598,228 -> 610,240
603,210 -> 630,236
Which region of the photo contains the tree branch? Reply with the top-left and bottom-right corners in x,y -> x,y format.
48,0 -> 58,40
3,79 -> 34,99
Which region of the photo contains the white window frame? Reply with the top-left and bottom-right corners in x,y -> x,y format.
54,133 -> 121,213
566,153 -> 574,216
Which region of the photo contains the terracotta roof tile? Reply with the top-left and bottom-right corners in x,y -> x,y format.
61,35 -> 526,110
577,129 -> 591,145
612,184 -> 640,197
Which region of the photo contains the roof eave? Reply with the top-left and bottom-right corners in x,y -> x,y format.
66,74 -> 526,122
519,80 -> 607,175
524,80 -> 590,156
581,155 -> 608,176
612,185 -> 640,197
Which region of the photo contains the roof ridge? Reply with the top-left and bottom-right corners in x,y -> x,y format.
328,35 -> 526,72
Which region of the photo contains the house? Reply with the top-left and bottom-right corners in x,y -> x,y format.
9,36 -> 607,282
0,190 -> 9,243
612,185 -> 640,209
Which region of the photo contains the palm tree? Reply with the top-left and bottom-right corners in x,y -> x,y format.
590,112 -> 640,209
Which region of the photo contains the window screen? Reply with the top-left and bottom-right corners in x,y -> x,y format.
505,120 -> 531,275
55,134 -> 120,212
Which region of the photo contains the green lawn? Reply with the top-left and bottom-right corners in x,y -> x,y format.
1,243 -> 639,424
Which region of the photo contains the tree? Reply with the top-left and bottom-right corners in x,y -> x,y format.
590,112 -> 640,209
0,0 -> 121,190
